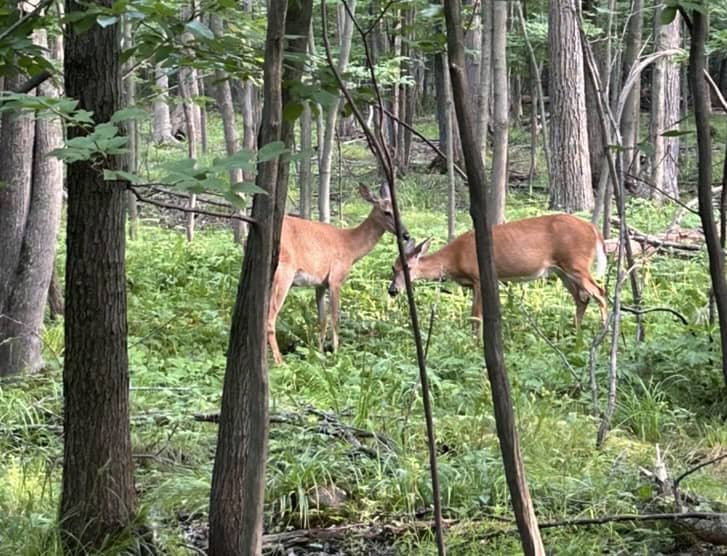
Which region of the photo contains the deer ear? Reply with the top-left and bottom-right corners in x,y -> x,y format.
416,238 -> 431,256
406,238 -> 430,258
359,184 -> 375,203
378,183 -> 391,200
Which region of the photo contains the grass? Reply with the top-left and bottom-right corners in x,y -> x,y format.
2,117 -> 727,554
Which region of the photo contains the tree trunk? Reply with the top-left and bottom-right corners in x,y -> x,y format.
208,1 -> 313,553
650,6 -> 681,201
211,14 -> 246,243
122,19 -> 138,240
299,102 -> 313,219
443,50 -> 457,242
0,28 -> 63,377
60,2 -> 137,549
198,76 -> 209,154
687,8 -> 727,389
152,64 -> 177,144
548,0 -> 594,211
179,66 -> 200,242
318,0 -> 356,223
489,0 -> 508,224
396,7 -> 414,172
620,0 -> 643,178
443,2 -> 545,554
476,0 -> 492,149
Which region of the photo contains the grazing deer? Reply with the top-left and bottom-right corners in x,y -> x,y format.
268,184 -> 409,364
388,214 -> 608,330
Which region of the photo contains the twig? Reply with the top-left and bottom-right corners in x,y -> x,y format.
374,105 -> 468,181
621,305 -> 689,326
324,2 -> 446,553
128,186 -> 256,224
13,70 -> 52,94
674,453 -> 727,489
509,287 -> 581,387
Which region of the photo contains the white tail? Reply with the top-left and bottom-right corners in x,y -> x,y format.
268,184 -> 408,364
388,214 -> 608,329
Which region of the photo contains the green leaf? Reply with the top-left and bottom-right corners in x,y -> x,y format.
111,106 -> 148,124
257,140 -> 287,162
185,20 -> 214,41
231,181 -> 266,195
312,89 -> 339,108
661,128 -> 693,137
97,15 -> 118,27
283,101 -> 304,122
103,169 -> 144,184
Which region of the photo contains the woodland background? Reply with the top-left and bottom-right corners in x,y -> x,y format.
1,0 -> 727,554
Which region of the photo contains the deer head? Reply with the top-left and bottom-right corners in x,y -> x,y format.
388,238 -> 431,296
359,184 -> 410,242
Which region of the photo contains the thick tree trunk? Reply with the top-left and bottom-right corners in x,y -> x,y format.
650,7 -> 681,201
489,0 -> 508,224
0,28 -> 63,377
548,0 -> 594,211
688,9 -> 727,389
318,0 -> 356,223
208,1 -> 313,553
60,2 -> 137,550
443,2 -> 545,554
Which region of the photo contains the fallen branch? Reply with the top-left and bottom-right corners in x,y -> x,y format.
195,407 -> 396,457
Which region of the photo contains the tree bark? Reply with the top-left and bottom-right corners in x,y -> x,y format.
687,8 -> 727,389
650,6 -> 681,201
122,19 -> 138,240
152,64 -> 177,144
318,0 -> 356,223
476,0 -> 492,149
489,0 -> 508,224
60,1 -> 137,549
443,1 -> 545,554
620,0 -> 643,178
299,102 -> 313,219
208,1 -> 313,553
0,27 -> 63,377
211,14 -> 246,243
548,0 -> 594,211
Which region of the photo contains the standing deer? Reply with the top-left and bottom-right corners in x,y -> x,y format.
388,214 -> 608,330
268,184 -> 409,364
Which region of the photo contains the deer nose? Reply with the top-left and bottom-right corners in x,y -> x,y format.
388,283 -> 399,297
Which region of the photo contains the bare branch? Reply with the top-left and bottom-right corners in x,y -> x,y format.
127,186 -> 256,224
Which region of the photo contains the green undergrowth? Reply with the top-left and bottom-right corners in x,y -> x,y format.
1,184 -> 726,555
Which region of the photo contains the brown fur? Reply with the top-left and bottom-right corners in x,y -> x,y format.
390,214 -> 608,329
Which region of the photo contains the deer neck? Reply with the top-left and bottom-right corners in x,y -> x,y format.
343,210 -> 386,261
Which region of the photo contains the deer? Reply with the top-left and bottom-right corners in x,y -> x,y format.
388,213 -> 608,332
268,184 -> 409,364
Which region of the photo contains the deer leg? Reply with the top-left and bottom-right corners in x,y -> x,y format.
471,285 -> 483,339
268,266 -> 295,365
316,286 -> 327,352
329,284 -> 341,353
561,271 -> 608,328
